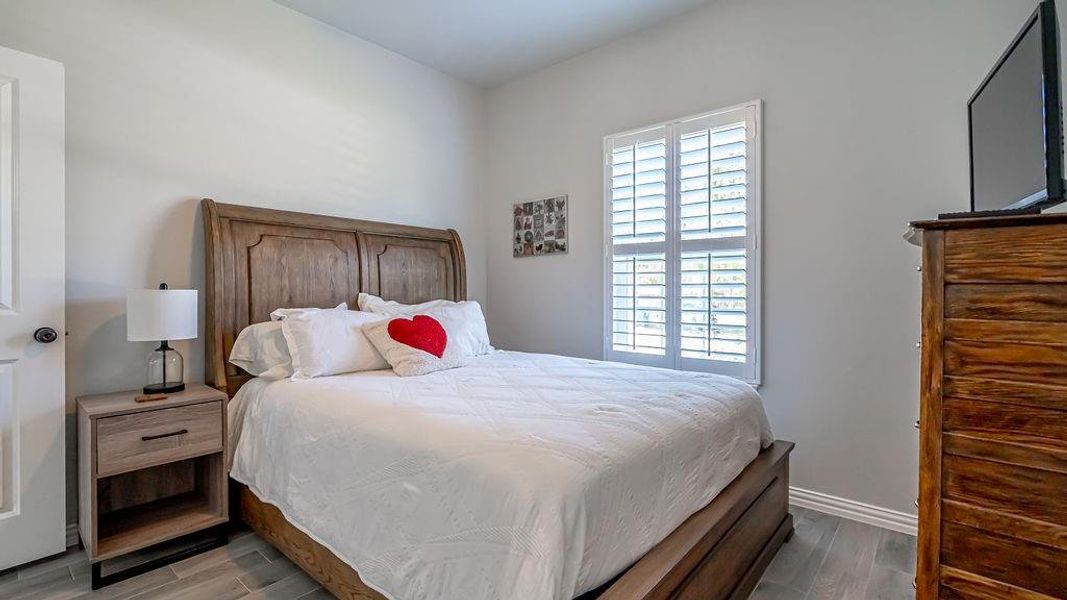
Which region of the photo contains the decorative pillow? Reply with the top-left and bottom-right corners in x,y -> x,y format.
357,293 -> 452,314
229,321 -> 293,380
358,294 -> 492,357
270,302 -> 347,321
280,308 -> 389,379
362,314 -> 469,376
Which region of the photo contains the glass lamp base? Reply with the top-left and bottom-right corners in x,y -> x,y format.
143,382 -> 185,394
145,341 -> 185,395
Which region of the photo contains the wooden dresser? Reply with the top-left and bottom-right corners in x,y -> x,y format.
912,214 -> 1067,599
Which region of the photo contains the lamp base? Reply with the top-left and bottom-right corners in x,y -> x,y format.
143,382 -> 185,394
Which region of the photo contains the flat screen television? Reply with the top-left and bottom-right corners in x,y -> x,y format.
967,0 -> 1064,215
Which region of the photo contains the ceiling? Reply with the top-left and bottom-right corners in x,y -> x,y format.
274,0 -> 715,88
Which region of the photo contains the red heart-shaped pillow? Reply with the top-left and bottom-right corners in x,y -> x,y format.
387,315 -> 448,358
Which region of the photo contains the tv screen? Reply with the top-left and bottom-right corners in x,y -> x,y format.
969,0 -> 1063,213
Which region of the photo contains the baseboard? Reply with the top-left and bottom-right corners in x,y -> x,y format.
789,487 -> 917,536
66,523 -> 79,548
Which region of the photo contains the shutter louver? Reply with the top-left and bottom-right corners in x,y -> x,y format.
611,254 -> 667,354
679,122 -> 746,241
612,140 -> 667,245
611,135 -> 667,356
679,250 -> 747,362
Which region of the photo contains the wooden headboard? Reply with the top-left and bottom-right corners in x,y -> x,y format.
201,199 -> 467,397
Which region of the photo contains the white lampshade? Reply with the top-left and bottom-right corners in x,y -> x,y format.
126,288 -> 198,341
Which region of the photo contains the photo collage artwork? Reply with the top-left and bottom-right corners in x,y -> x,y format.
513,195 -> 568,257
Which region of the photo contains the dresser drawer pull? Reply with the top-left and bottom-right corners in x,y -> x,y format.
141,428 -> 188,442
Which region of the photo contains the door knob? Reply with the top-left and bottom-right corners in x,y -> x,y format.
33,327 -> 59,344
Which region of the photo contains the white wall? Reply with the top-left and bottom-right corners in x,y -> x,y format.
485,0 -> 1038,518
0,0 -> 487,525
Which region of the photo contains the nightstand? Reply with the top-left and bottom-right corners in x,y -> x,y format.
77,383 -> 229,589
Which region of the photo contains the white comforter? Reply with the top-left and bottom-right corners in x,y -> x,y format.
229,350 -> 773,600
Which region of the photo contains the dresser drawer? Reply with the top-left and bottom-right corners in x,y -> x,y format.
943,455 -> 1067,528
96,401 -> 223,477
943,339 -> 1067,388
943,398 -> 1067,450
944,224 -> 1067,283
944,376 -> 1067,414
941,565 -> 1065,600
941,522 -> 1067,598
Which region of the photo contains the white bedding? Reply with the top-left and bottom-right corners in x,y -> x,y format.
229,350 -> 773,600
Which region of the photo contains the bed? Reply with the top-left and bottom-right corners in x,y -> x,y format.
202,199 -> 794,600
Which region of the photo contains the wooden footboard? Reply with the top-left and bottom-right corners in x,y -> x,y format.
596,440 -> 793,600
235,440 -> 793,600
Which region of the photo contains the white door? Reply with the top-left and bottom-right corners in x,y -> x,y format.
0,45 -> 65,570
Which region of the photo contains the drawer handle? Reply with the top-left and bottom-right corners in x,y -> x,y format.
141,428 -> 188,442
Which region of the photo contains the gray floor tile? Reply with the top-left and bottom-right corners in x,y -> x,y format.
162,576 -> 248,600
2,565 -> 83,600
227,532 -> 283,563
19,549 -> 88,581
70,567 -> 177,600
127,551 -> 266,600
750,579 -> 801,600
873,530 -> 916,576
295,588 -> 336,600
168,544 -> 265,580
805,519 -> 881,600
763,508 -> 841,595
237,557 -> 300,592
243,571 -> 321,600
863,566 -> 915,600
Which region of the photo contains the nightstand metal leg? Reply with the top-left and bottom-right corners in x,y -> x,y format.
90,525 -> 229,590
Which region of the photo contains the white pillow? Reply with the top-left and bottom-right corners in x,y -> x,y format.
270,302 -> 347,321
421,302 -> 492,357
357,293 -> 452,314
281,308 -> 389,379
362,314 -> 468,377
229,321 -> 293,380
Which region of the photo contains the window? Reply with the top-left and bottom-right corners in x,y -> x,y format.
603,101 -> 761,384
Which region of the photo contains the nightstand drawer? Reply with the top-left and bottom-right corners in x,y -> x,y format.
96,401 -> 223,476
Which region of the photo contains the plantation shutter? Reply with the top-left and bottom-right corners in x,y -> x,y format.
675,110 -> 751,369
604,102 -> 761,382
608,127 -> 670,365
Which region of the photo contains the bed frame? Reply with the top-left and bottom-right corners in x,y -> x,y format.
201,198 -> 794,600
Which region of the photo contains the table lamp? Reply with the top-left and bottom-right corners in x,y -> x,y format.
127,283 -> 198,394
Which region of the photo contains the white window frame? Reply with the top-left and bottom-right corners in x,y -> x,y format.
602,99 -> 762,385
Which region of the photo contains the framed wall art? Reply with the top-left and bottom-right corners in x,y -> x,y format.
513,195 -> 567,257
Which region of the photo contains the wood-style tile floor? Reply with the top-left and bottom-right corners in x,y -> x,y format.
0,507 -> 914,599
751,507 -> 916,599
